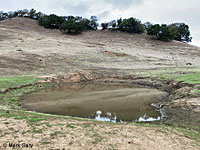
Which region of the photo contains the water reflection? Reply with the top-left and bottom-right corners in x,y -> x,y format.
136,114 -> 161,122
21,84 -> 167,122
94,111 -> 117,123
94,110 -> 161,123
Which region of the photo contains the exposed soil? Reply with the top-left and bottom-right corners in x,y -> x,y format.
1,115 -> 200,150
0,17 -> 200,76
0,17 -> 200,149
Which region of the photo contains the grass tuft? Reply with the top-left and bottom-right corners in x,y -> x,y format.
66,123 -> 75,128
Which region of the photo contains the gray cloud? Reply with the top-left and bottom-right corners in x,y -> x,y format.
97,11 -> 110,21
106,0 -> 143,9
0,0 -> 33,11
47,0 -> 91,16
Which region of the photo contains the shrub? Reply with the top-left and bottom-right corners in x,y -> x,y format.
89,16 -> 98,30
29,8 -> 36,19
118,17 -> 144,33
143,22 -> 152,29
169,23 -> 192,42
101,23 -> 108,30
35,12 -> 44,20
59,22 -> 83,34
0,12 -> 8,20
159,24 -> 174,41
148,23 -> 192,42
38,14 -> 65,29
117,18 -> 123,29
108,20 -> 117,30
59,16 -> 84,34
79,18 -> 91,30
147,24 -> 173,41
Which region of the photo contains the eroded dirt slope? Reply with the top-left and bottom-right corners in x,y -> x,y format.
0,17 -> 200,76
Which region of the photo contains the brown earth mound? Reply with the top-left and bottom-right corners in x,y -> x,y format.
0,17 -> 42,31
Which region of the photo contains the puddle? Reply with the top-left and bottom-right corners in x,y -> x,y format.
21,84 -> 167,122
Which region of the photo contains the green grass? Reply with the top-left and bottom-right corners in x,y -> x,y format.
41,141 -> 51,145
0,111 -> 19,118
83,123 -> 91,128
0,74 -> 199,146
3,122 -> 9,125
174,127 -> 200,146
0,76 -> 39,92
194,90 -> 200,93
156,71 -> 200,95
28,118 -> 46,122
66,123 -> 75,128
92,132 -> 99,137
45,123 -> 52,128
32,128 -> 43,134
149,69 -> 200,84
135,121 -> 200,146
91,132 -> 103,144
173,73 -> 200,84
14,116 -> 28,120
50,131 -> 62,137
0,110 -> 47,130
0,76 -> 48,109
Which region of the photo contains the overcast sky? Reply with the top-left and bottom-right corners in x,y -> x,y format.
1,0 -> 199,47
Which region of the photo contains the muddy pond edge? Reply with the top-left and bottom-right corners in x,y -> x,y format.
0,70 -> 200,146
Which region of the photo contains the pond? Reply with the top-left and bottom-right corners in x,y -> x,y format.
21,83 -> 167,122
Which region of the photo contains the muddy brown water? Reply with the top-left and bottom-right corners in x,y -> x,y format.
21,84 -> 168,122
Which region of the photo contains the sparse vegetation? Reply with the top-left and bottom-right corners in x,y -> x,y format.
173,73 -> 200,84
0,76 -> 47,109
41,141 -> 51,145
66,123 -> 75,128
83,123 -> 91,128
32,128 -> 43,134
0,8 -> 44,20
154,71 -> 200,84
194,90 -> 200,93
0,8 -> 192,42
0,76 -> 38,92
0,8 -> 199,149
28,118 -> 46,122
3,122 -> 9,125
50,131 -> 62,137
